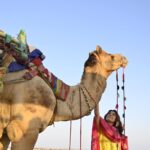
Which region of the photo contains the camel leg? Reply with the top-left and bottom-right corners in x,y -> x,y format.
11,129 -> 39,150
0,133 -> 10,150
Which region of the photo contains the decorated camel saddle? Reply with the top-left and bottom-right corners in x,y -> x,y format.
0,29 -> 70,100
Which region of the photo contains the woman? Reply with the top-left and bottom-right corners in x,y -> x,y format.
104,109 -> 123,135
91,105 -> 128,150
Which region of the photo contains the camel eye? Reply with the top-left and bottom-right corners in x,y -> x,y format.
111,56 -> 115,61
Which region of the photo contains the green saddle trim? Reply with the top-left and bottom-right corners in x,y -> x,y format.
0,29 -> 29,62
5,34 -> 12,43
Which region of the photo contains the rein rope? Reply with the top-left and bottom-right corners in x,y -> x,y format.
115,68 -> 127,150
116,69 -> 119,112
69,87 -> 83,150
115,68 -> 127,135
122,68 -> 126,135
79,87 -> 82,150
4,76 -> 27,84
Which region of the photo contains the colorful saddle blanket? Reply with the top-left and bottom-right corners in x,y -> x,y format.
0,29 -> 70,101
8,49 -> 70,101
8,49 -> 44,72
50,73 -> 70,101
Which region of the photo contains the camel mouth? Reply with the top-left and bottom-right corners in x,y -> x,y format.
84,53 -> 97,67
121,56 -> 128,68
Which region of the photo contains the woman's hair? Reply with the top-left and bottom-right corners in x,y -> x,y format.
104,110 -> 123,135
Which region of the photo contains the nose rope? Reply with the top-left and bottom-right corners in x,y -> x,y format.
116,69 -> 119,112
115,68 -> 127,150
122,67 -> 126,135
116,68 -> 127,134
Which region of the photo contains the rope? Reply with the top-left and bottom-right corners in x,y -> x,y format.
115,68 -> 127,130
115,68 -> 127,149
115,69 -> 119,112
122,67 -> 126,135
79,87 -> 82,150
68,87 -> 83,150
4,77 -> 27,84
69,120 -> 72,150
116,70 -> 119,150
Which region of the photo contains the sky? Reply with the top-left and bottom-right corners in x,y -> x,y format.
1,0 -> 150,150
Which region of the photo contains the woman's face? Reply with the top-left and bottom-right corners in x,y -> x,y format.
105,111 -> 117,124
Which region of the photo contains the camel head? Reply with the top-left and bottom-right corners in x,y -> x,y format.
84,45 -> 128,79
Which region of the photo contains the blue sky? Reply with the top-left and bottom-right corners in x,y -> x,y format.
1,0 -> 150,150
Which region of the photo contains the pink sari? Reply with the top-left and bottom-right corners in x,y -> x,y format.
91,117 -> 128,150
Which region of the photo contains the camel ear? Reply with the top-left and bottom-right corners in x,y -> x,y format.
96,45 -> 102,53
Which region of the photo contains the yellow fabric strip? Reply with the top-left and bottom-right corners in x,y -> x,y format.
99,131 -> 121,150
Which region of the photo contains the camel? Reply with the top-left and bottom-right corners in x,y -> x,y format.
0,36 -> 128,149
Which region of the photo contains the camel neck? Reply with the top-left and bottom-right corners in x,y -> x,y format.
81,72 -> 106,102
53,72 -> 107,122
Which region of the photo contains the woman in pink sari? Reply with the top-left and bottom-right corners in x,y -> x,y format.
91,105 -> 128,150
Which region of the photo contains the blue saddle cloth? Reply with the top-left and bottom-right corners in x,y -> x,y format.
29,49 -> 45,61
8,62 -> 26,72
8,49 -> 45,72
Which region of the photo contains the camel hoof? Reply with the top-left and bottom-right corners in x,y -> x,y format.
7,121 -> 24,142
